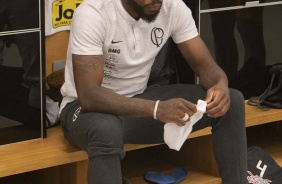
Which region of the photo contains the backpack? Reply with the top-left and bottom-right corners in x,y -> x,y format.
248,63 -> 282,110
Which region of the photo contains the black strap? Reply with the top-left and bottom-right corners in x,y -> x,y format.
247,64 -> 282,111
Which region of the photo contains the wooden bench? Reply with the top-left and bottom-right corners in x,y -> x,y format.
0,102 -> 281,184
0,31 -> 281,184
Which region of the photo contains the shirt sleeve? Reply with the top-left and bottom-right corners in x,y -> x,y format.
171,0 -> 198,44
70,5 -> 106,55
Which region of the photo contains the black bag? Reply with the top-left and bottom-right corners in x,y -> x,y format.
248,64 -> 282,110
247,146 -> 282,184
46,68 -> 65,104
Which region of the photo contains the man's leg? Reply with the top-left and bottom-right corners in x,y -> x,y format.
194,88 -> 247,184
60,100 -> 125,184
60,84 -> 247,183
121,84 -> 247,183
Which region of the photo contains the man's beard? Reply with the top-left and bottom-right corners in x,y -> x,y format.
126,0 -> 162,23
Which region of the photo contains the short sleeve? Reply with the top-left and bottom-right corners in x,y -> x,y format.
70,5 -> 106,55
171,0 -> 198,44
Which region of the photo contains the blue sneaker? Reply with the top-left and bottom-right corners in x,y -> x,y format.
169,168 -> 188,184
144,171 -> 175,184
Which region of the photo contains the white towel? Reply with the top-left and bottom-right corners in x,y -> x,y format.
164,100 -> 207,151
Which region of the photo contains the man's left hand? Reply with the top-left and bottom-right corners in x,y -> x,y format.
205,83 -> 230,118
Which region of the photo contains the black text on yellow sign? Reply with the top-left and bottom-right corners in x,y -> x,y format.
52,0 -> 83,28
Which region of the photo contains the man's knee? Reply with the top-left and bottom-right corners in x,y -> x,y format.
228,88 -> 245,125
229,88 -> 245,110
88,114 -> 123,147
86,114 -> 125,159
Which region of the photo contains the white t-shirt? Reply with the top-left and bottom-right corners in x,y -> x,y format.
60,0 -> 198,112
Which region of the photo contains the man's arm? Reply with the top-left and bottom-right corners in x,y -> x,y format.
177,36 -> 230,118
72,54 -> 154,117
72,54 -> 196,126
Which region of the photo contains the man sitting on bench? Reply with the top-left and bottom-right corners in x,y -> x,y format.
59,0 -> 248,183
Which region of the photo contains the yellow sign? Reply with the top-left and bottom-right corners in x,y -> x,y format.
52,0 -> 83,28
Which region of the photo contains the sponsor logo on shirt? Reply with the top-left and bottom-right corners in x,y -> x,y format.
111,40 -> 123,44
108,48 -> 121,54
104,70 -> 113,78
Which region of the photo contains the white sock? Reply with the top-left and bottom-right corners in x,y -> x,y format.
164,100 -> 207,151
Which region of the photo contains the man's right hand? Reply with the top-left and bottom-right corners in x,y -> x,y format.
156,98 -> 197,127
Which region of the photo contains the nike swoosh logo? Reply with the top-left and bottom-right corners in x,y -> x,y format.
111,40 -> 123,44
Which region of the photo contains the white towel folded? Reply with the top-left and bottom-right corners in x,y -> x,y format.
164,100 -> 207,151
